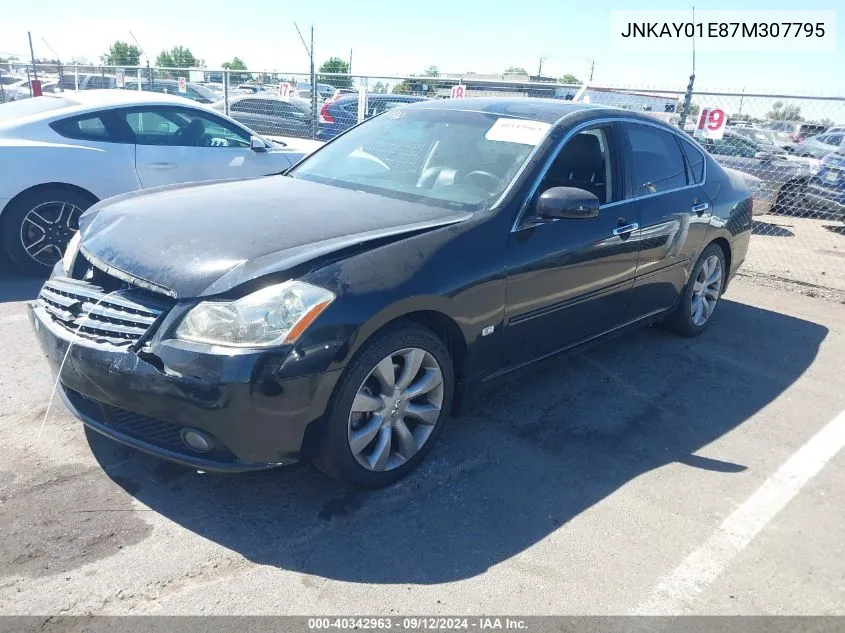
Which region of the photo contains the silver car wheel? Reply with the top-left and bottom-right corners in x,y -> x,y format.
691,255 -> 723,327
20,201 -> 82,267
347,347 -> 444,472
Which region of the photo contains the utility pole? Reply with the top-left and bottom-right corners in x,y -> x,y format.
678,5 -> 696,130
295,22 -> 318,139
589,59 -> 595,82
27,31 -> 38,83
537,56 -> 547,77
129,30 -> 152,87
41,37 -> 62,83
349,48 -> 352,74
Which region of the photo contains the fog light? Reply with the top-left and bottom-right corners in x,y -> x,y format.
181,429 -> 213,453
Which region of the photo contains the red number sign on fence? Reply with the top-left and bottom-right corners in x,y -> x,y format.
450,84 -> 466,99
278,82 -> 291,98
694,107 -> 727,140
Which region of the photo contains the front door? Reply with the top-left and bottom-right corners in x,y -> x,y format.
504,124 -> 640,367
121,106 -> 290,188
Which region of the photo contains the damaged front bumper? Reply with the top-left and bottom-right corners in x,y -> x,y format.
28,290 -> 342,472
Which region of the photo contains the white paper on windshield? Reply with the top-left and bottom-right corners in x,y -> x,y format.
485,118 -> 552,145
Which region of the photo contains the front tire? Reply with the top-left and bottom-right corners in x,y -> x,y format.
2,186 -> 96,275
314,323 -> 454,489
662,243 -> 726,337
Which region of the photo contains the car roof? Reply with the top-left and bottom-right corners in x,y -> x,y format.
226,93 -> 312,107
0,90 -> 212,127
399,97 -> 621,124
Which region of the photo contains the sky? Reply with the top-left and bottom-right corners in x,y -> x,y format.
1,0 -> 841,96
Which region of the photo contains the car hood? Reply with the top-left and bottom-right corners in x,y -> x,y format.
79,177 -> 471,299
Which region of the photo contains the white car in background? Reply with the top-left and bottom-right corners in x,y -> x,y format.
0,90 -> 310,273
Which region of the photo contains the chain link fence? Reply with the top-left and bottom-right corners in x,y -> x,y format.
2,62 -> 844,294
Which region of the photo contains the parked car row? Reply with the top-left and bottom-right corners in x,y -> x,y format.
690,128 -> 844,221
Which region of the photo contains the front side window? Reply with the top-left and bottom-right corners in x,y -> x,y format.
537,127 -> 616,205
122,107 -> 250,148
624,123 -> 688,195
292,108 -> 545,209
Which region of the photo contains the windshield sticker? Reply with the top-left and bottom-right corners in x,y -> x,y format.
485,118 -> 552,145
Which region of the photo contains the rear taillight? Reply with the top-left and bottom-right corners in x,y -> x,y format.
320,102 -> 334,124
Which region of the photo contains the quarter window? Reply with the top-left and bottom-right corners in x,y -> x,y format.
50,115 -> 112,142
624,124 -> 688,195
679,139 -> 705,184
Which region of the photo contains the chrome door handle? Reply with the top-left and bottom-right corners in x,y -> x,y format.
692,202 -> 709,214
146,162 -> 177,170
613,223 -> 639,236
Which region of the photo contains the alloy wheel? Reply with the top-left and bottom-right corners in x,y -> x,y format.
691,255 -> 723,326
347,347 -> 444,472
20,201 -> 82,267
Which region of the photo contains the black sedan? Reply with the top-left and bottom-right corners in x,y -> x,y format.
29,99 -> 752,488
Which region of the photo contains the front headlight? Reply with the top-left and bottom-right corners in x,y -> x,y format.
62,231 -> 82,275
175,281 -> 335,348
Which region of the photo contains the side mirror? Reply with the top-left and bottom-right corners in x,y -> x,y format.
250,136 -> 267,152
536,187 -> 600,220
754,151 -> 773,161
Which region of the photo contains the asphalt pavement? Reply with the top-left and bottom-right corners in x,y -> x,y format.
0,272 -> 843,617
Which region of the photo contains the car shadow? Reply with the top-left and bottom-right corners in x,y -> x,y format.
823,224 -> 845,236
88,298 -> 826,584
752,220 -> 794,237
0,268 -> 46,303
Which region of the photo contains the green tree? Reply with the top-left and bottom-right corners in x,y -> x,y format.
155,46 -> 198,77
102,41 -> 141,66
767,100 -> 802,121
318,57 -> 352,89
372,80 -> 389,94
221,57 -> 251,83
505,66 -> 527,75
423,65 -> 439,77
559,73 -> 581,85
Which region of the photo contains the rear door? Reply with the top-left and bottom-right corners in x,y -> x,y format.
122,106 -> 291,187
619,122 -> 711,317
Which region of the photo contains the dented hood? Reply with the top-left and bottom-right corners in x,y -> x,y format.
79,176 -> 470,298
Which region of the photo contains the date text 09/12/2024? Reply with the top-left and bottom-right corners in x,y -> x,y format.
308,617 -> 528,630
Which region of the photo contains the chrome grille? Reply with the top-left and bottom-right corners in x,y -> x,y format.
38,278 -> 166,346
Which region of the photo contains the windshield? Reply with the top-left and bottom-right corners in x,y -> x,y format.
0,96 -> 71,122
191,83 -> 221,102
291,107 -> 546,210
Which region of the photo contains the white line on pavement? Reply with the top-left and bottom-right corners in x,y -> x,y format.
0,314 -> 27,324
633,407 -> 845,615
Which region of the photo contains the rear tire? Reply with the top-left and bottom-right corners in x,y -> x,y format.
662,243 -> 726,337
2,186 -> 96,275
314,323 -> 454,489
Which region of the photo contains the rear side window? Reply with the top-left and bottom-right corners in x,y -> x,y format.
51,115 -> 112,142
679,138 -> 705,184
624,123 -> 688,195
